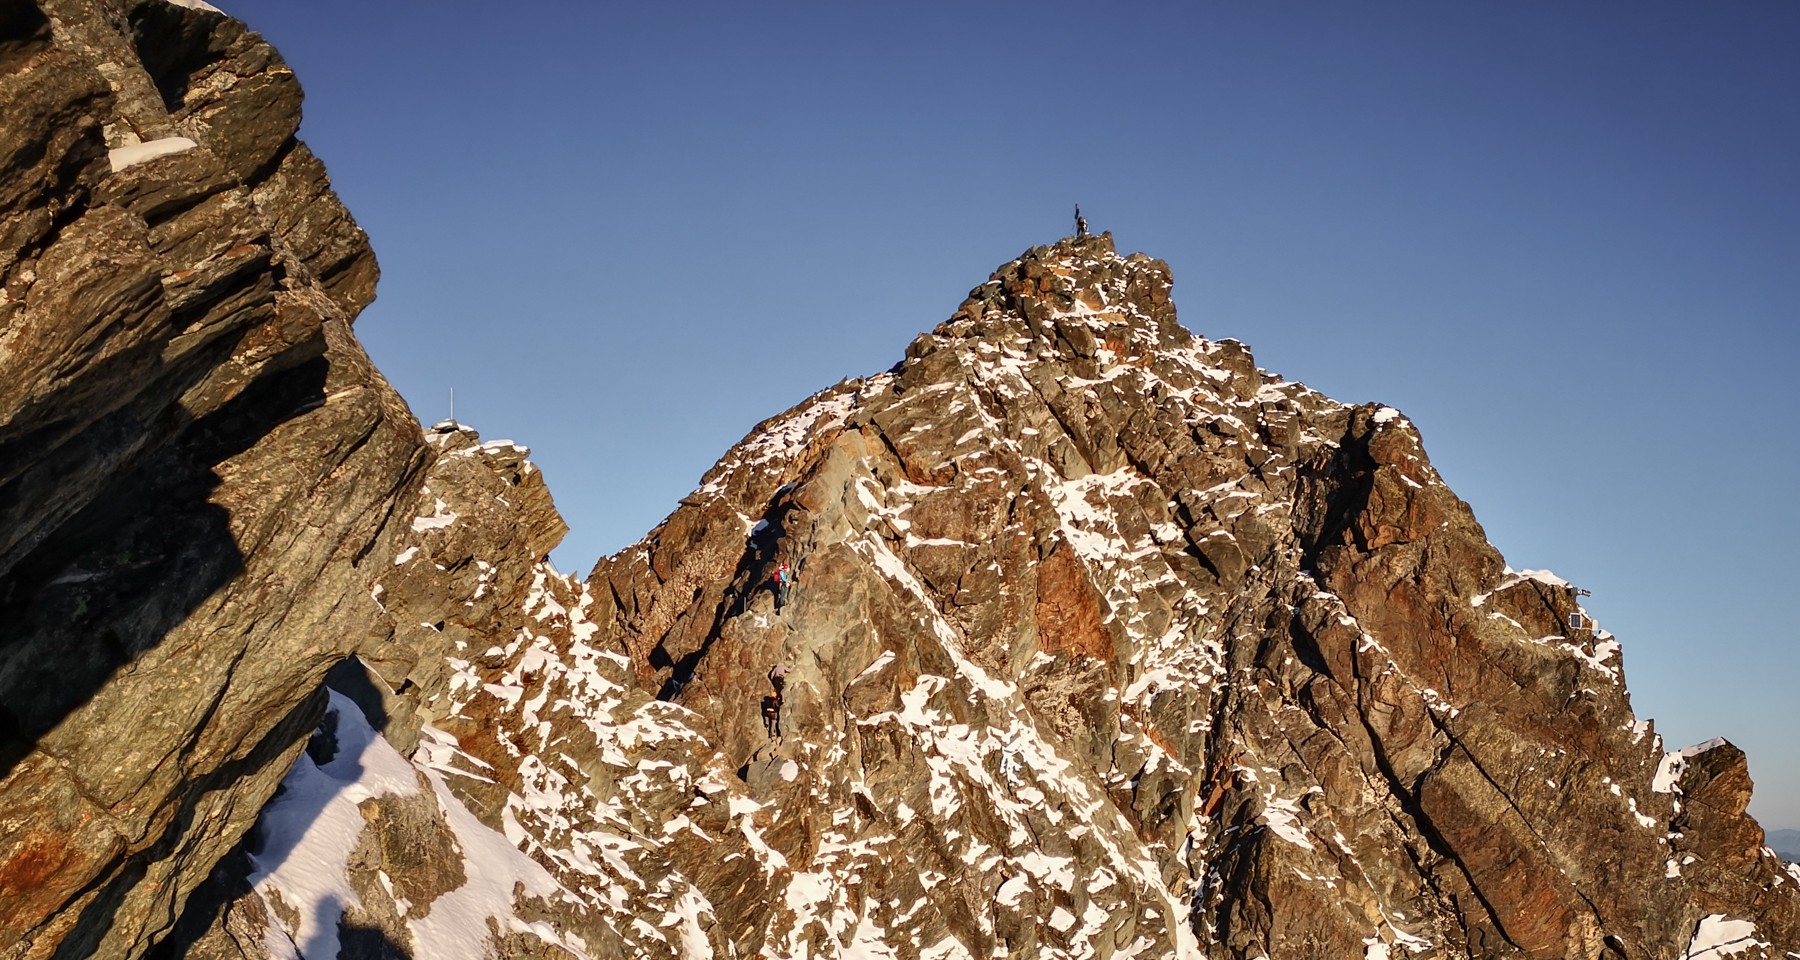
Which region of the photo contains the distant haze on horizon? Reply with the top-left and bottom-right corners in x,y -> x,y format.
224,2 -> 1800,826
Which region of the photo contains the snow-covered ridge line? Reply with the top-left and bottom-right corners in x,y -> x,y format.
250,693 -> 589,960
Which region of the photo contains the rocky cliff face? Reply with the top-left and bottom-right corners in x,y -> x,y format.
4,3 -> 1798,959
169,234 -> 1800,959
0,1 -> 416,957
564,236 -> 1800,960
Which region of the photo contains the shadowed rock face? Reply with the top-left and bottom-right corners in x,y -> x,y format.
5,4 -> 1799,960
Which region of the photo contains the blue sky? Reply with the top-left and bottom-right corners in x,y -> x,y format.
224,2 -> 1799,825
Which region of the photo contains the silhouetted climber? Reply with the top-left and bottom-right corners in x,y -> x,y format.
1074,204 -> 1089,238
763,663 -> 790,738
762,693 -> 782,738
772,561 -> 795,610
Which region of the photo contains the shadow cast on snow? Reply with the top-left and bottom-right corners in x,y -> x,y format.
143,660 -> 402,960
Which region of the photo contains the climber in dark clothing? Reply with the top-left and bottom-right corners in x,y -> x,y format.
1075,204 -> 1089,238
763,663 -> 790,738
762,693 -> 781,738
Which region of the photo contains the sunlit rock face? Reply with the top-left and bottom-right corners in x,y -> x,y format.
5,3 -> 1799,959
568,234 -> 1800,960
216,236 -> 1800,960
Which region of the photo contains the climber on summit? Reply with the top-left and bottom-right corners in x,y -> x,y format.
772,561 -> 795,610
1074,204 -> 1089,239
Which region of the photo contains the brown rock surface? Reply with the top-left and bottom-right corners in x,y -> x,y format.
563,233 -> 1800,959
4,3 -> 1798,958
154,236 -> 1800,959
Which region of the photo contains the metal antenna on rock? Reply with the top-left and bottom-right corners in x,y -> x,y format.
449,387 -> 455,426
1566,585 -> 1594,633
1568,586 -> 1592,633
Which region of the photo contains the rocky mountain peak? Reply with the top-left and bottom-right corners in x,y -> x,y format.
558,232 -> 1800,957
905,233 -> 1205,398
5,4 -> 1799,958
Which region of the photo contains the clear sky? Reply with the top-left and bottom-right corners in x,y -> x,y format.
221,2 -> 1799,826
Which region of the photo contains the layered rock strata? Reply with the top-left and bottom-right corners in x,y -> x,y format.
571,234 -> 1800,960
0,2 -> 412,958
4,2 -> 1797,959
177,238 -> 1800,960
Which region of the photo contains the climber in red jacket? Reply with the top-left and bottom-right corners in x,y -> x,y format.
772,561 -> 795,610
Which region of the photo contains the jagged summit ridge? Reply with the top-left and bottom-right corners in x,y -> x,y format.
934,233 -> 1183,348
674,233 -> 1296,533
549,235 -> 1799,958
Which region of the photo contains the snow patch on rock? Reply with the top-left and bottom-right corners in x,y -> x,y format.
107,137 -> 196,172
